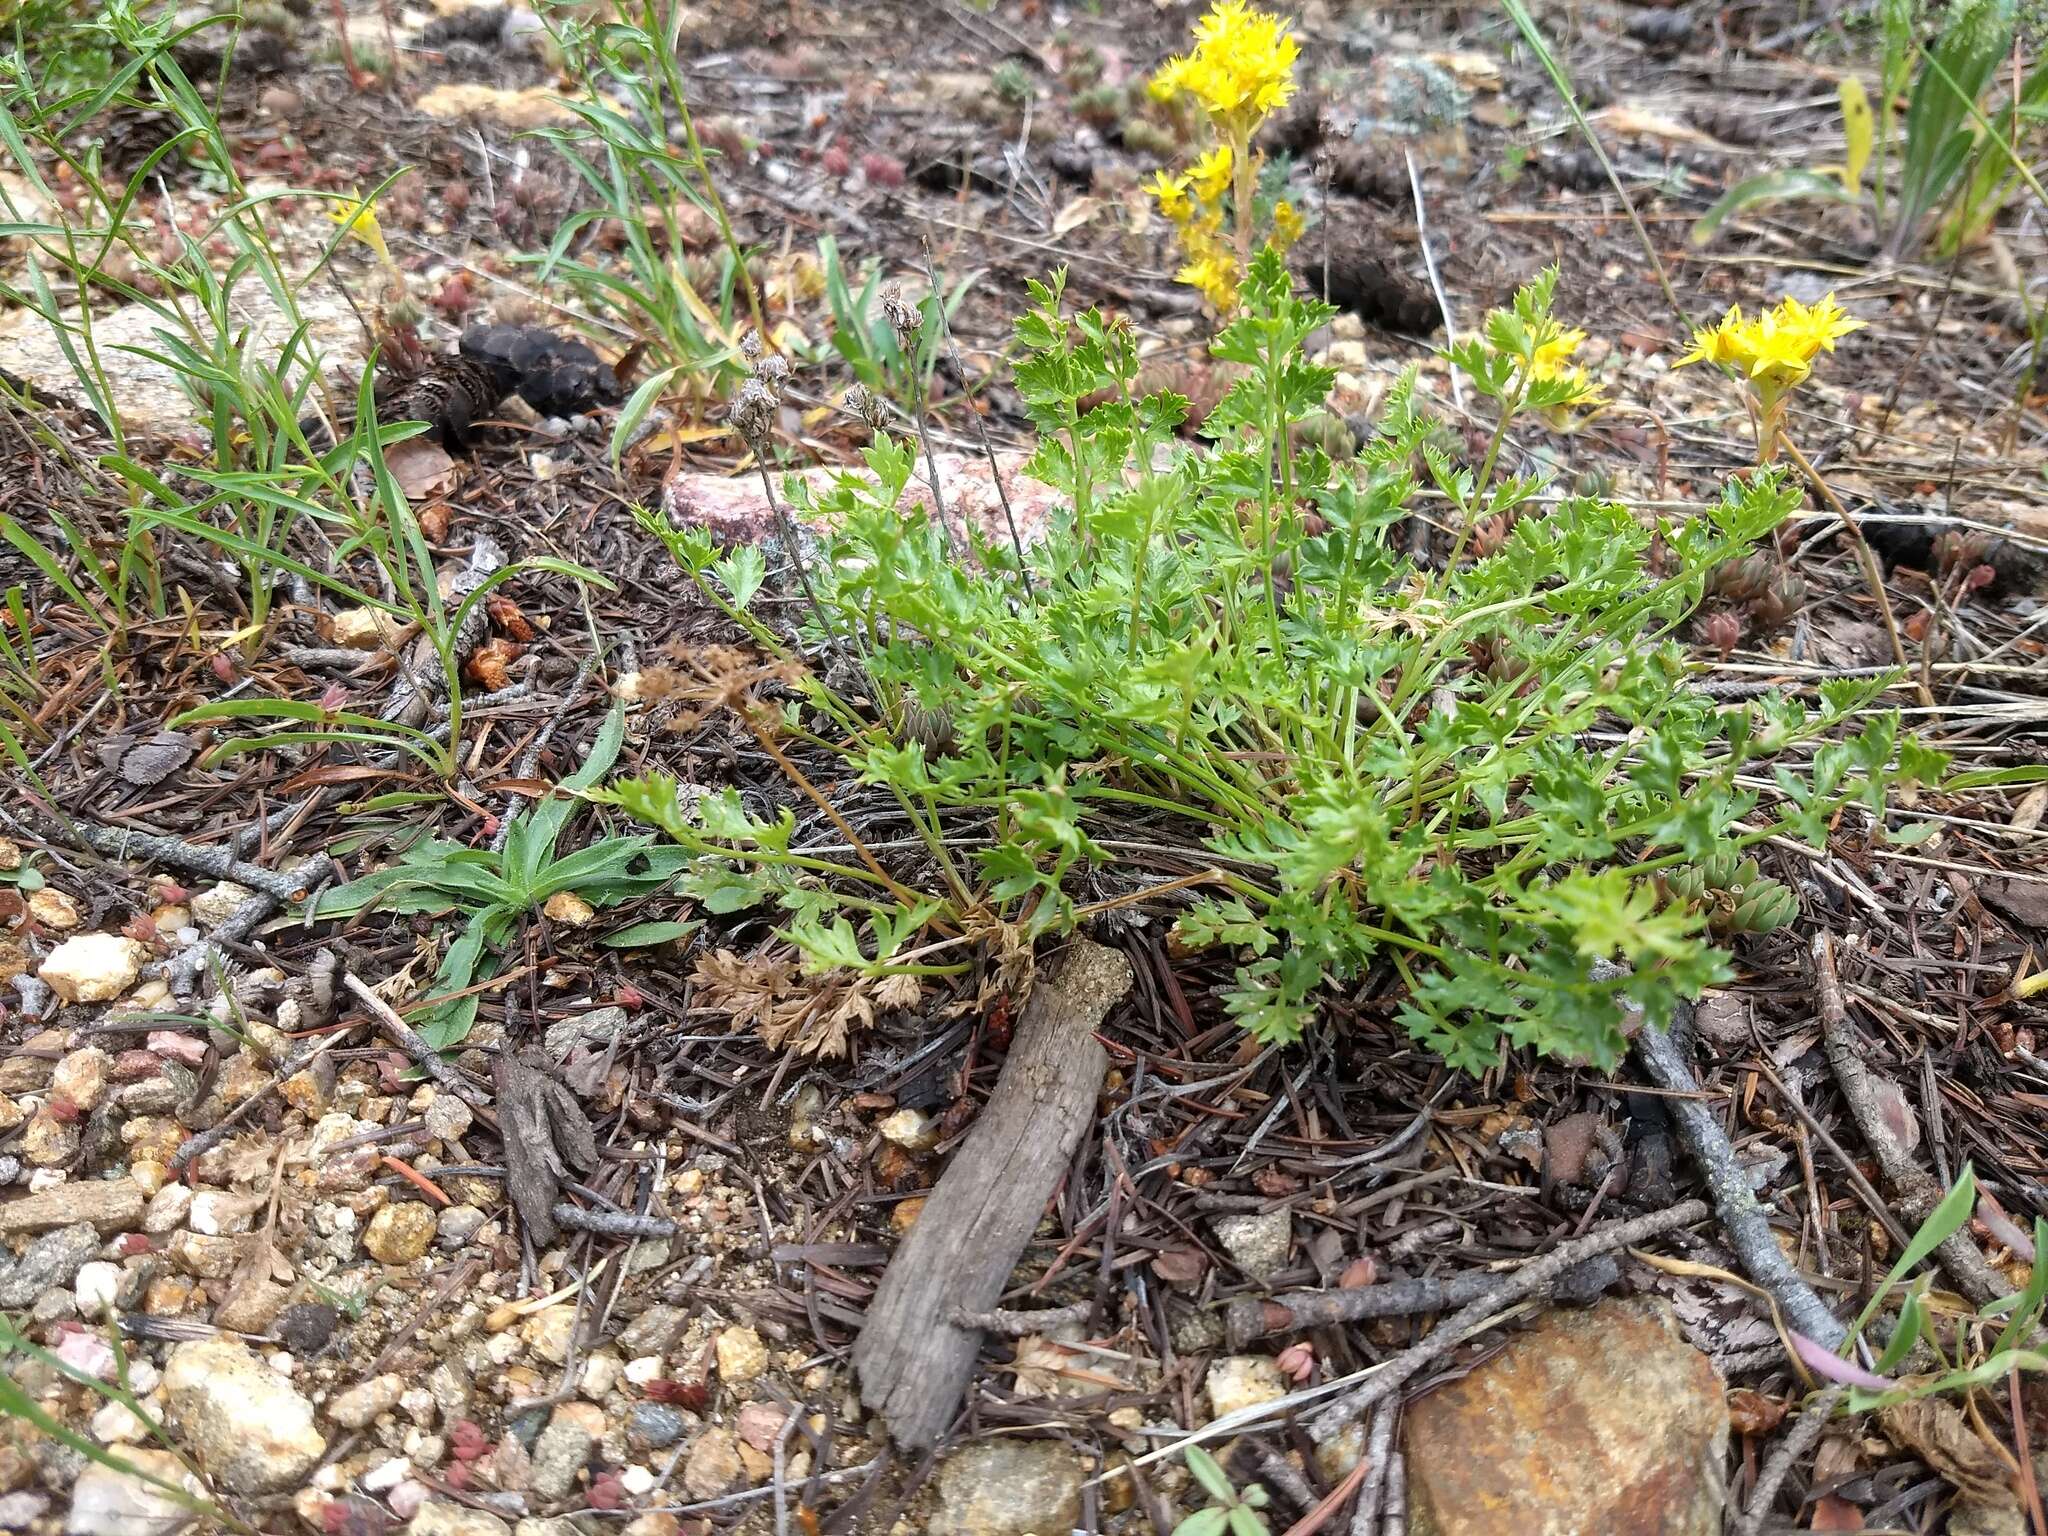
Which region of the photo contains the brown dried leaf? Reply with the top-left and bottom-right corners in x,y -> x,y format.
486,592 -> 536,641
693,948 -> 799,1035
386,437 -> 458,500
1150,1248 -> 1209,1287
1880,1399 -> 2020,1508
1726,1388 -> 1788,1436
463,636 -> 524,692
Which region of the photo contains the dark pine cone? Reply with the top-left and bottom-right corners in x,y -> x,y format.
1326,141 -> 1407,204
459,323 -> 623,419
1308,251 -> 1442,336
377,355 -> 515,450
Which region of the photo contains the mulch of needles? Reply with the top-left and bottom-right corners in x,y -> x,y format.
4,0 -> 2048,1529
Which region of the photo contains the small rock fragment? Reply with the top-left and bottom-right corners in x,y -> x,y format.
714,1324 -> 768,1384
275,1301 -> 341,1355
0,1181 -> 143,1238
528,1402 -> 603,1500
521,1304 -> 578,1365
364,1203 -> 438,1264
188,882 -> 253,930
142,1184 -> 193,1235
161,1335 -> 326,1493
682,1427 -> 744,1500
50,1049 -> 110,1114
540,890 -> 594,926
878,1109 -> 940,1153
26,889 -> 83,930
38,933 -> 148,1004
617,1303 -> 686,1356
1401,1298 -> 1729,1536
407,1503 -> 512,1536
627,1402 -> 690,1450
65,1448 -> 201,1536
331,606 -> 406,651
329,1373 -> 405,1429
1213,1208 -> 1293,1283
930,1439 -> 1085,1536
0,1224 -> 101,1308
1206,1355 -> 1288,1419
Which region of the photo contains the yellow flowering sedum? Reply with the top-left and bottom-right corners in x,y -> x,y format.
1145,2 -> 1303,314
1188,144 -> 1234,204
1146,169 -> 1193,222
327,193 -> 393,267
1675,293 -> 1863,408
1150,0 -> 1299,131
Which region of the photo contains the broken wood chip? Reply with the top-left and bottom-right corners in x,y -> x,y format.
494,1050 -> 599,1247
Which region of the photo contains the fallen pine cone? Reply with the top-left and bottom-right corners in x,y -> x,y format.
1308,252 -> 1442,336
1326,140 -> 1408,204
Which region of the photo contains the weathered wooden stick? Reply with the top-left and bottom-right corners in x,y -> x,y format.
852,940 -> 1132,1450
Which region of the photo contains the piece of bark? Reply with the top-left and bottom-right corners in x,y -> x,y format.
852,940 -> 1132,1450
494,1050 -> 598,1247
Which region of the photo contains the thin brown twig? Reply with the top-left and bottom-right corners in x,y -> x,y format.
1735,1386 -> 1844,1536
1305,1199 -> 1710,1441
342,971 -> 490,1107
1813,932 -> 2007,1307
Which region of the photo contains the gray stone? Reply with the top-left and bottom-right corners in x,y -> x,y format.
161,1336 -> 326,1493
929,1439 -> 1085,1535
626,1402 -> 690,1450
428,1359 -> 474,1423
1212,1208 -> 1292,1284
617,1303 -> 687,1356
527,1406 -> 600,1501
0,1224 -> 101,1308
328,1373 -> 405,1429
406,1504 -> 511,1536
0,1491 -> 48,1530
544,1005 -> 629,1062
436,1204 -> 489,1249
0,1181 -> 143,1238
0,285 -> 366,437
65,1448 -> 199,1535
1403,1297 -> 1728,1536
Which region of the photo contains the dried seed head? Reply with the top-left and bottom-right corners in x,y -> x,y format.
843,383 -> 886,430
740,331 -> 763,365
753,354 -> 791,395
879,285 -> 922,347
729,376 -> 777,448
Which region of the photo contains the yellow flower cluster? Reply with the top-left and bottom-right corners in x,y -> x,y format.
1675,293 -> 1863,407
1528,323 -> 1603,423
1144,2 -> 1302,313
1149,0 -> 1299,131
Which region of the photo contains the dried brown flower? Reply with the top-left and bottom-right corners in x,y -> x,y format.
729,376 -> 776,448
842,383 -> 886,431
879,285 -> 923,348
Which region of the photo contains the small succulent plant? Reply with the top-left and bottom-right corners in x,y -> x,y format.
1659,854 -> 1798,938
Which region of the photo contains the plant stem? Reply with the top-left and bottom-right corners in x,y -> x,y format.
1776,433 -> 1933,711
662,9 -> 768,348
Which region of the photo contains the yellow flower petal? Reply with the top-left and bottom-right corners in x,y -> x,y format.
328,195 -> 391,266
